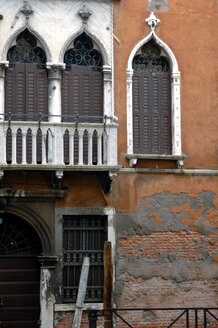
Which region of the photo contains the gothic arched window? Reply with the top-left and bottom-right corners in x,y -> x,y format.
5,29 -> 48,122
62,33 -> 103,123
132,39 -> 171,155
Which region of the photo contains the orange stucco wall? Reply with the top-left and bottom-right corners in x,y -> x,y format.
113,0 -> 218,169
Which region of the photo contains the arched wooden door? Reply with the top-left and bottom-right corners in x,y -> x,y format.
0,214 -> 42,328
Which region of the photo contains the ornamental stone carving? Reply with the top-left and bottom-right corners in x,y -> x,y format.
78,5 -> 92,24
145,12 -> 160,31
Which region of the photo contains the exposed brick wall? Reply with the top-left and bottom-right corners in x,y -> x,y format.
113,191 -> 218,327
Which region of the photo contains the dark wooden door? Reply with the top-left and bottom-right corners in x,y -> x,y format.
0,257 -> 40,328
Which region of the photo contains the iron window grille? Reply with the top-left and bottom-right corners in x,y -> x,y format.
62,215 -> 107,303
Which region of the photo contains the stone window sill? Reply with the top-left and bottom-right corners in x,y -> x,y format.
126,154 -> 188,168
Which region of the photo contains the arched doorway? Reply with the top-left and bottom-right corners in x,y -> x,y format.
0,213 -> 42,328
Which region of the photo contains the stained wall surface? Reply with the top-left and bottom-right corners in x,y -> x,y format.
109,0 -> 218,325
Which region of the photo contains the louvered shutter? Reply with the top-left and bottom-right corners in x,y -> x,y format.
5,63 -> 48,121
62,66 -> 103,122
133,71 -> 171,154
26,64 -> 48,121
5,64 -> 25,120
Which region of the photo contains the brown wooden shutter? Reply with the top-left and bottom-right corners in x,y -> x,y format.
133,71 -> 171,154
5,63 -> 48,121
62,66 -> 103,122
5,64 -> 25,120
5,67 -> 15,117
5,64 -> 48,163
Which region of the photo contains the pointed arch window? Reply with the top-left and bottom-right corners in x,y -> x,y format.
132,39 -> 171,155
126,26 -> 185,167
62,33 -> 103,123
5,29 -> 48,121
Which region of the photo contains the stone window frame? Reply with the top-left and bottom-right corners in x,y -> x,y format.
55,207 -> 115,310
126,15 -> 186,168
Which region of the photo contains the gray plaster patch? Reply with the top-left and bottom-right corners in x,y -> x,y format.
115,191 -> 217,238
114,191 -> 217,302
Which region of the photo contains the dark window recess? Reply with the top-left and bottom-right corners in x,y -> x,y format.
62,215 -> 107,303
132,39 -> 171,155
5,29 -> 48,122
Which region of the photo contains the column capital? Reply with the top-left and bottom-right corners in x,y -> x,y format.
38,256 -> 58,268
47,62 -> 65,80
171,71 -> 181,84
0,61 -> 9,78
46,62 -> 66,70
0,61 -> 9,68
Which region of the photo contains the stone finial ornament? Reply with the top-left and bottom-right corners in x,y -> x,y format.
78,5 -> 92,24
11,0 -> 33,28
145,12 -> 160,31
21,0 -> 33,18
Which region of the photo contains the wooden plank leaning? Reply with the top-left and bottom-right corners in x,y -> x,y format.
72,256 -> 90,328
104,241 -> 113,328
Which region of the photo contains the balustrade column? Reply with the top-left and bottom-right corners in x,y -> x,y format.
12,131 -> 17,164
97,132 -> 102,165
22,131 -> 27,164
0,62 -> 8,121
47,63 -> 65,123
88,131 -> 93,165
32,132 -> 37,164
78,131 -> 84,165
69,132 -> 74,165
41,131 -> 47,164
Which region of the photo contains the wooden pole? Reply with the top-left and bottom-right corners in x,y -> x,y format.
72,257 -> 90,328
103,241 -> 113,328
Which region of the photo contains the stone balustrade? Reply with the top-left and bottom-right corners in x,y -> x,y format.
0,120 -> 118,169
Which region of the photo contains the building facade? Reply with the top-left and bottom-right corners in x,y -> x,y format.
0,0 -> 217,327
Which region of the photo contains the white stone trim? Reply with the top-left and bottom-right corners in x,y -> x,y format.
0,62 -> 8,121
40,268 -> 55,328
126,27 -> 182,158
103,65 -> 113,117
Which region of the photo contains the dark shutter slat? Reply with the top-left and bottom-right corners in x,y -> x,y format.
133,74 -> 140,152
16,64 -> 26,121
62,71 -> 70,122
92,70 -> 103,121
133,70 -> 171,155
37,67 -> 48,121
5,68 -> 15,116
26,64 -> 36,121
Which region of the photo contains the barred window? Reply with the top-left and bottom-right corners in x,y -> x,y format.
62,215 -> 107,303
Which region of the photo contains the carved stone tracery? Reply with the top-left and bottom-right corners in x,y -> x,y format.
7,29 -> 46,66
64,33 -> 102,68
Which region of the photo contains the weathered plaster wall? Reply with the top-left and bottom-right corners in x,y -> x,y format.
113,189 -> 218,325
113,0 -> 218,169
